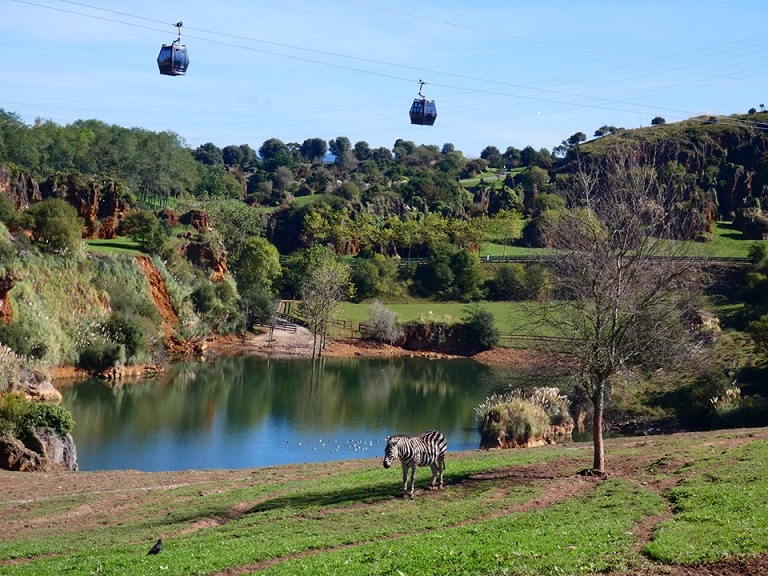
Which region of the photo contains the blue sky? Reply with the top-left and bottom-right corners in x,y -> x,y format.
2,0 -> 767,158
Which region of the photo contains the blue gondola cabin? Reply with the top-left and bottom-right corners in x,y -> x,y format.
409,98 -> 437,126
158,22 -> 188,76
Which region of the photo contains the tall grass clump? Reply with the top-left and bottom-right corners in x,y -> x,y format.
476,387 -> 573,449
0,345 -> 48,393
709,386 -> 768,428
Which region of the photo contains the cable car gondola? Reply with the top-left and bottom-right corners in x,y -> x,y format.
157,21 -> 189,76
409,79 -> 437,126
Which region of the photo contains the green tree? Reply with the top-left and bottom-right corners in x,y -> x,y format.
23,198 -> 83,254
194,142 -> 224,166
234,237 -> 282,327
222,145 -> 245,168
300,138 -> 328,162
480,145 -> 503,169
451,249 -> 484,301
462,304 -> 499,352
205,200 -> 266,263
123,210 -> 169,254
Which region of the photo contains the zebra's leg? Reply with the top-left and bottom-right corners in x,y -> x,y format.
438,454 -> 445,489
408,464 -> 417,498
429,462 -> 438,490
401,463 -> 409,497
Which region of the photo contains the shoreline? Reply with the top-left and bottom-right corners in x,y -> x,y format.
49,327 -> 542,383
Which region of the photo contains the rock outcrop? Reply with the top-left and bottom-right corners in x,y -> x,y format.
0,164 -> 41,209
0,430 -> 78,472
39,174 -> 130,239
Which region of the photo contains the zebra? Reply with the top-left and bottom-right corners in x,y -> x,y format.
383,430 -> 447,497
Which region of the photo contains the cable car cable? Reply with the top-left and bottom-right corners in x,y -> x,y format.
9,0 -> 767,130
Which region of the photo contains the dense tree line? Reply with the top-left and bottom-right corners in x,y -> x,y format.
4,107 -> 768,317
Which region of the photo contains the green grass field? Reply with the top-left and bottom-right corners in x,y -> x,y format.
1,428 -> 766,575
86,237 -> 145,256
337,300 -> 543,334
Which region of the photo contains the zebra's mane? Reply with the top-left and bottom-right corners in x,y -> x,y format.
388,434 -> 410,442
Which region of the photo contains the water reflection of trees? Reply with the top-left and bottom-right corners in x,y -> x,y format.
61,356 -> 497,447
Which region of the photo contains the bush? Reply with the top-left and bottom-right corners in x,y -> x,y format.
462,305 -> 499,352
363,301 -> 402,344
475,387 -> 572,449
0,321 -> 48,359
191,281 -> 217,314
102,311 -> 147,360
708,387 -> 768,428
23,198 -> 84,254
528,387 -> 572,426
0,195 -> 15,225
123,210 -> 169,254
476,395 -> 550,448
351,258 -> 386,301
78,339 -> 125,372
0,393 -> 75,446
0,235 -> 16,271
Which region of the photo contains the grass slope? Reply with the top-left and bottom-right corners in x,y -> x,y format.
0,428 -> 767,575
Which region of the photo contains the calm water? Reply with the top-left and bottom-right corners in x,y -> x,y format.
59,355 -> 503,472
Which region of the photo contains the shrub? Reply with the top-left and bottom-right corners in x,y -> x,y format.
0,234 -> 16,271
191,281 -> 217,314
709,387 -> 768,429
77,339 -> 125,372
528,386 -> 572,426
487,264 -> 526,300
0,393 -> 74,445
0,195 -> 15,225
23,198 -> 84,254
0,321 -> 48,359
475,387 -> 572,448
102,311 -> 147,360
475,394 -> 549,448
363,301 -> 402,344
462,305 -> 499,352
123,210 -> 169,254
748,242 -> 767,264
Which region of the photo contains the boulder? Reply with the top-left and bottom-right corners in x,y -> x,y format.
179,209 -> 211,230
0,429 -> 78,472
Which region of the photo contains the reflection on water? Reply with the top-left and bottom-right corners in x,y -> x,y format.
59,355 -> 501,472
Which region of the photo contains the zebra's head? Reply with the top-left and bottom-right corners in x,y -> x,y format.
383,436 -> 398,469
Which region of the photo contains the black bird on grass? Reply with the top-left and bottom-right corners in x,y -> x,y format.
146,538 -> 163,555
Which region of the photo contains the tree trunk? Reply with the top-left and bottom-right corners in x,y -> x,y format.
592,383 -> 605,472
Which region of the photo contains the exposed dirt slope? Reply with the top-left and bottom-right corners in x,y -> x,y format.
135,256 -> 179,341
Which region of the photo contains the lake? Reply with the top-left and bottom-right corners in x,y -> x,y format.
59,354 -> 505,472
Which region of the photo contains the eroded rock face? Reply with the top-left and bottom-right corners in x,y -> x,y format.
0,429 -> 78,472
0,270 -> 19,324
179,209 -> 211,230
39,176 -> 130,239
0,164 -> 41,210
184,241 -> 228,282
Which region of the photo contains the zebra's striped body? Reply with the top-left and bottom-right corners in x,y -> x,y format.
383,430 -> 447,497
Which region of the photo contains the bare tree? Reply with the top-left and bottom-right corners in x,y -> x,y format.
299,249 -> 351,360
533,145 -> 709,474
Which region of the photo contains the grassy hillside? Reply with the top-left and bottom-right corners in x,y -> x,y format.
0,428 -> 766,575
